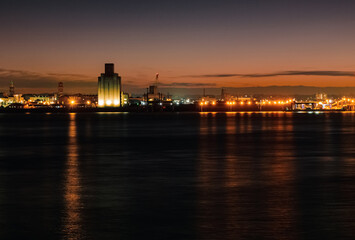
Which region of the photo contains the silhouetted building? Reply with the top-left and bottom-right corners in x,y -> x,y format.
58,82 -> 64,97
149,85 -> 158,95
221,88 -> 225,100
98,63 -> 122,107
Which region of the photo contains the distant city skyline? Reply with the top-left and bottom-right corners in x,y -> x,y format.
1,0 -> 355,94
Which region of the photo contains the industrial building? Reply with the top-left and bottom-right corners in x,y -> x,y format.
98,63 -> 122,107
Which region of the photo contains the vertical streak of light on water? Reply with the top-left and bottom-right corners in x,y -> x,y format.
62,113 -> 82,240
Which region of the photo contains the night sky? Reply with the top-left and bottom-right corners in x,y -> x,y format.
1,0 -> 355,94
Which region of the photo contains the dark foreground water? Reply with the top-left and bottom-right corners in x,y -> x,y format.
1,112 -> 355,240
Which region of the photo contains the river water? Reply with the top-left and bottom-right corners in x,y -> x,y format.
1,112 -> 355,239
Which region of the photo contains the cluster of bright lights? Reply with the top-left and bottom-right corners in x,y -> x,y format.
200,101 -> 216,106
226,101 -> 236,105
260,99 -> 293,105
198,98 -> 355,108
38,101 -> 52,105
316,99 -> 334,105
97,99 -> 120,106
226,101 -> 252,105
297,98 -> 355,105
341,98 -> 355,103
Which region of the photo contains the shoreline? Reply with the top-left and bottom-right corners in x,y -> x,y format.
0,108 -> 349,113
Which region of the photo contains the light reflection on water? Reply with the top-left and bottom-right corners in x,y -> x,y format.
63,113 -> 82,239
197,112 -> 299,239
0,112 -> 355,239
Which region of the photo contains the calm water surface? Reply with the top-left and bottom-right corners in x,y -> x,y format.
1,112 -> 355,239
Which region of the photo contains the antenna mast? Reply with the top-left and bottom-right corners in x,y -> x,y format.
155,73 -> 159,87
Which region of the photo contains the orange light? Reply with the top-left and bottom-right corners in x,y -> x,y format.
247,101 -> 251,105
212,101 -> 216,105
240,102 -> 244,105
70,100 -> 75,104
233,101 -> 236,105
200,102 -> 204,106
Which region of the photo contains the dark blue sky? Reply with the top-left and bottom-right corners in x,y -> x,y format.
1,0 -> 355,93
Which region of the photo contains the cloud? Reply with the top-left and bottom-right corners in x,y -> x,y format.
159,82 -> 217,87
0,68 -> 96,91
185,70 -> 355,78
47,73 -> 89,78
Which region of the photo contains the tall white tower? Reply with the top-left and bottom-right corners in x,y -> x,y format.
98,63 -> 122,107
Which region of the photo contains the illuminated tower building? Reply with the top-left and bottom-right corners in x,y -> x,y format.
98,63 -> 122,107
9,81 -> 15,97
58,82 -> 64,97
